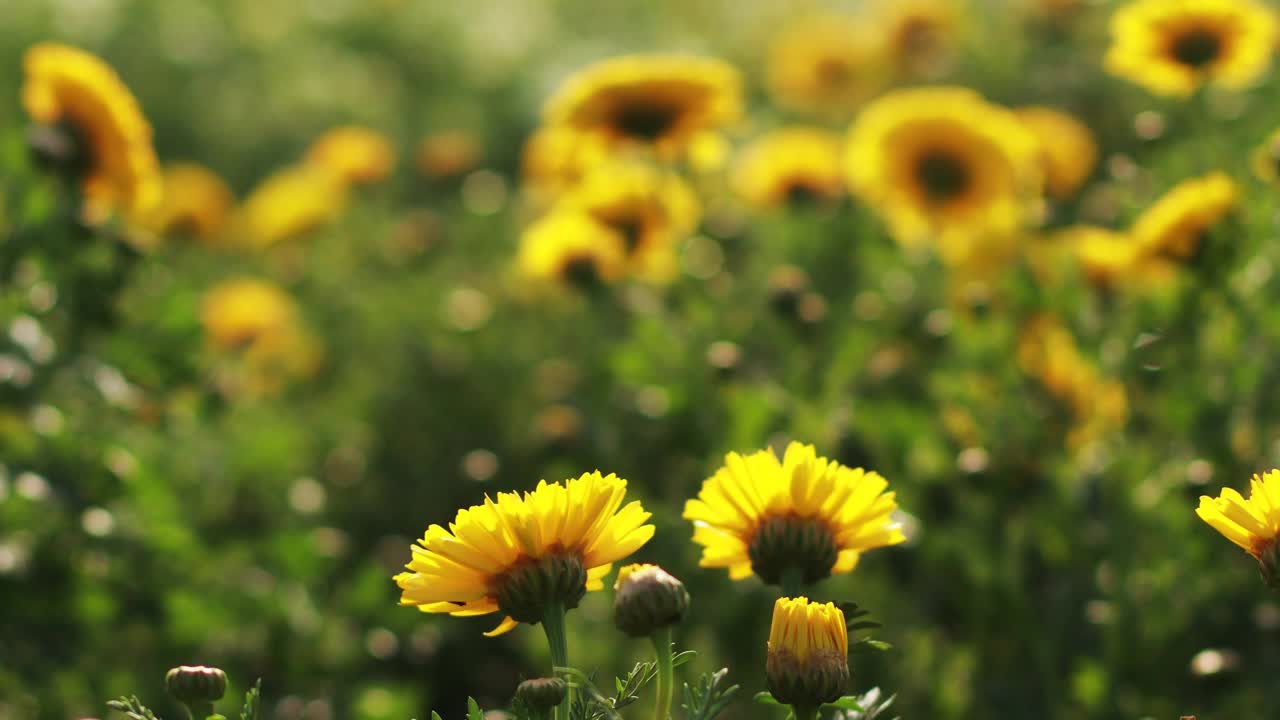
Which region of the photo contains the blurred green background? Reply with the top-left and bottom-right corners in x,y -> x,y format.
4,1 -> 1280,719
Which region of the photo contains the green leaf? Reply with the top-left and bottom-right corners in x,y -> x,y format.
240,678 -> 262,720
467,697 -> 484,720
753,692 -> 782,706
672,650 -> 697,667
431,712 -> 444,720
682,669 -> 738,720
106,696 -> 159,720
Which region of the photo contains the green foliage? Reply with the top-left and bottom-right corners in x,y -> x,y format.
105,696 -> 159,720
681,669 -> 738,720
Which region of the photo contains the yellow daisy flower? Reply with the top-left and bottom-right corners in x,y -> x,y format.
21,42 -> 161,223
136,163 -> 235,242
1250,128 -> 1280,185
395,471 -> 655,636
733,128 -> 846,209
846,87 -> 1043,268
238,165 -> 348,249
766,597 -> 849,709
1105,0 -> 1278,98
683,442 -> 904,588
519,125 -> 609,205
1198,470 -> 1280,560
765,15 -> 886,116
873,0 -> 964,78
518,212 -> 628,288
305,126 -> 396,185
1015,107 -> 1098,200
200,279 -> 298,351
560,162 -> 700,283
1132,172 -> 1237,260
543,54 -> 743,159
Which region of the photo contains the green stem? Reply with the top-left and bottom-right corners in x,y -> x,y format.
780,566 -> 806,598
650,626 -> 674,720
791,704 -> 820,720
542,603 -> 570,720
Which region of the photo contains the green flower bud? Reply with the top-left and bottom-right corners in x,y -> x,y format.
495,553 -> 588,624
165,665 -> 227,706
613,563 -> 690,637
516,677 -> 567,710
748,515 -> 839,587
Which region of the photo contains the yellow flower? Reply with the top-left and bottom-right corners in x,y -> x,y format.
416,130 -> 482,180
1198,470 -> 1280,559
518,212 -> 628,288
765,16 -> 886,116
200,279 -> 298,351
136,164 -> 235,242
1105,0 -> 1278,98
873,0 -> 964,78
21,42 -> 161,222
1015,107 -> 1098,200
1132,172 -> 1237,260
1250,128 -> 1280,185
543,54 -> 742,159
1060,226 -> 1146,286
766,597 -> 849,707
395,471 -> 655,636
519,125 -> 608,204
733,128 -> 846,209
683,442 -> 904,586
305,126 -> 396,185
1017,315 -> 1128,448
561,162 -> 700,283
238,165 -> 348,248
846,87 -> 1043,269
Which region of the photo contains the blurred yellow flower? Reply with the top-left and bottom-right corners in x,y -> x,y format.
416,130 -> 482,179
561,162 -> 700,283
1015,107 -> 1098,200
239,326 -> 323,398
1250,128 -> 1280,185
1018,315 -> 1128,448
733,128 -> 846,209
684,442 -> 904,587
1060,225 -> 1147,286
1132,172 -> 1237,260
520,125 -> 608,203
1105,0 -> 1278,97
518,212 -> 628,288
238,165 -> 348,248
873,0 -> 963,78
395,471 -> 655,636
305,126 -> 396,185
544,54 -> 742,159
21,42 -> 161,223
766,596 -> 849,707
136,163 -> 235,242
1198,470 -> 1280,558
766,15 -> 886,116
200,278 -> 298,351
846,87 -> 1043,269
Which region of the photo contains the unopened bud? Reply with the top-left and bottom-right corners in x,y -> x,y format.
516,677 -> 567,711
165,665 -> 227,706
766,597 -> 848,707
613,563 -> 689,637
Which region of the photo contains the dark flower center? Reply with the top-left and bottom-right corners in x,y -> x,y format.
27,120 -> 92,177
784,182 -> 823,206
1170,28 -> 1222,69
613,104 -> 679,141
815,58 -> 854,88
916,149 -> 970,203
494,552 -> 587,623
608,215 -> 646,252
748,515 -> 839,586
561,256 -> 602,289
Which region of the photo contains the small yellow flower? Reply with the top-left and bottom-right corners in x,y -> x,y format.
543,54 -> 743,159
1250,128 -> 1280,185
1132,172 -> 1237,260
395,471 -> 655,636
1017,315 -> 1128,448
766,597 -> 849,707
21,42 -> 161,222
684,442 -> 904,586
1015,107 -> 1098,200
238,165 -> 348,248
1105,0 -> 1278,98
1198,470 -> 1280,559
873,0 -> 964,78
519,125 -> 609,204
200,279 -> 298,351
765,15 -> 886,116
416,130 -> 482,180
518,212 -> 628,288
305,126 -> 396,185
733,128 -> 846,209
1059,226 -> 1146,286
846,87 -> 1043,269
136,164 -> 235,242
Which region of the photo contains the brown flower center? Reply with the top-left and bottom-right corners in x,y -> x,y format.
915,149 -> 971,204
612,104 -> 680,142
560,255 -> 602,288
1170,28 -> 1222,69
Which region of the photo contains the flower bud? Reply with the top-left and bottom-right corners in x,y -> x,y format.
495,552 -> 588,624
165,665 -> 227,705
766,597 -> 848,707
613,563 -> 690,637
516,677 -> 567,711
748,516 -> 839,587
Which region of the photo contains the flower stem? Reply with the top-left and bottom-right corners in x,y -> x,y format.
780,566 -> 806,598
650,626 -> 674,720
791,704 -> 820,720
542,603 -> 570,720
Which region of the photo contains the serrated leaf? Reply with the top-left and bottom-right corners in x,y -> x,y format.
106,696 -> 159,720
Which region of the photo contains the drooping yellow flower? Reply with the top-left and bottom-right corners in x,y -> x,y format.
1132,172 -> 1237,260
766,597 -> 849,707
136,163 -> 235,242
200,279 -> 298,350
560,162 -> 700,283
1250,128 -> 1280,185
21,42 -> 161,222
543,55 -> 742,159
1059,226 -> 1152,286
873,0 -> 964,78
1015,107 -> 1098,200
518,212 -> 628,288
238,165 -> 348,249
1105,0 -> 1278,98
305,126 -> 396,185
846,87 -> 1043,269
395,471 -> 655,636
684,442 -> 904,586
416,130 -> 482,180
733,128 -> 846,209
765,15 -> 886,116
1017,315 -> 1129,448
1198,470 -> 1280,559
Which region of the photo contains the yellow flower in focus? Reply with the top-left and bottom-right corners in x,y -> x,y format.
518,212 -> 628,288
544,54 -> 742,159
200,279 -> 297,351
137,164 -> 235,242
305,126 -> 396,185
238,165 -> 348,248
395,471 -> 655,636
21,42 -> 161,223
766,597 -> 849,707
766,16 -> 886,116
1132,172 -> 1237,260
416,130 -> 482,180
1250,129 -> 1280,185
561,162 -> 700,283
1105,0 -> 1278,97
1198,470 -> 1280,559
733,128 -> 846,209
684,442 -> 904,587
873,0 -> 964,78
846,87 -> 1043,269
1015,107 -> 1098,200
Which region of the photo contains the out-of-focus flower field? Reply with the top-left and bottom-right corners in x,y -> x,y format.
6,0 -> 1280,718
